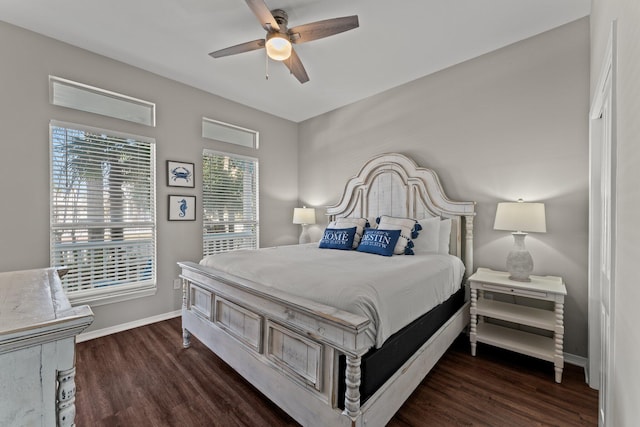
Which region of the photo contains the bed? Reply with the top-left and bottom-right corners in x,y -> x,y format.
179,153 -> 476,427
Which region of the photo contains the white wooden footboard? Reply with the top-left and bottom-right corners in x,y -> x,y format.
180,262 -> 469,427
179,261 -> 375,426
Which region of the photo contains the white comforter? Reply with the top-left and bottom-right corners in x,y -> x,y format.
200,244 -> 465,348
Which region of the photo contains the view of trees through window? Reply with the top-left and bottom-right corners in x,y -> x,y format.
50,123 -> 156,296
202,151 -> 258,256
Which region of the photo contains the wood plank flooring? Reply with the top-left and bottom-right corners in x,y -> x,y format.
75,317 -> 598,426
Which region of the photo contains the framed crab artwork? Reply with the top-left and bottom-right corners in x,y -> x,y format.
167,160 -> 195,188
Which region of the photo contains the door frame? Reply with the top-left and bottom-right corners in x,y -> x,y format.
588,20 -> 617,427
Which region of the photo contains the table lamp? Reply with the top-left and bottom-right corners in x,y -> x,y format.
293,206 -> 316,244
493,199 -> 546,281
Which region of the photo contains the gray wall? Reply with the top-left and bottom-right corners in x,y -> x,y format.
0,21 -> 299,332
298,18 -> 590,357
591,2 -> 640,424
0,18 -> 594,358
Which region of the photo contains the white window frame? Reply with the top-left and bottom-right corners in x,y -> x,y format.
50,120 -> 157,306
202,117 -> 259,149
202,150 -> 259,256
50,76 -> 156,127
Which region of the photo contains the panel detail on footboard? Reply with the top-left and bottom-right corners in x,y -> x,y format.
267,320 -> 323,391
189,283 -> 213,321
215,296 -> 263,353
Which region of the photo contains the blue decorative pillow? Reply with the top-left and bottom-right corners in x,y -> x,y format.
318,227 -> 357,250
329,217 -> 370,248
356,229 -> 401,256
375,215 -> 422,255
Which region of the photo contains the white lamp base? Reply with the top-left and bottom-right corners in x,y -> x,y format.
298,224 -> 311,244
506,232 -> 533,282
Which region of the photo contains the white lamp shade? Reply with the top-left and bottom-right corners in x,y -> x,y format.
494,201 -> 546,233
293,207 -> 316,225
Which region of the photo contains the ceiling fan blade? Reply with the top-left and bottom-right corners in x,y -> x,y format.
209,39 -> 265,58
284,48 -> 309,84
288,15 -> 359,44
245,0 -> 280,32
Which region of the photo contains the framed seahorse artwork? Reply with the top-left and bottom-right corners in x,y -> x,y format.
168,195 -> 196,221
167,160 -> 195,188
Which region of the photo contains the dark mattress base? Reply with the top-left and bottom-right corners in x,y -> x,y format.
338,286 -> 465,409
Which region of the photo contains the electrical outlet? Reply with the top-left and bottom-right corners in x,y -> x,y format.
173,278 -> 181,290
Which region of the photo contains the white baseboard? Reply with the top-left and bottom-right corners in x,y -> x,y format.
564,352 -> 587,368
564,352 -> 589,384
77,309 -> 181,343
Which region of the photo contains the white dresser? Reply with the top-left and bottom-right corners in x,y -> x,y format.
0,268 -> 93,427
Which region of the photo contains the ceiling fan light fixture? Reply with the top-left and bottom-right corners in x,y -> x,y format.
265,33 -> 292,61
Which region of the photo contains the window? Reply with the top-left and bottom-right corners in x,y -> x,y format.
50,76 -> 156,127
202,150 -> 259,256
50,121 -> 156,306
202,117 -> 259,149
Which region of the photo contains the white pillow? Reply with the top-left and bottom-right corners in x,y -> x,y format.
376,215 -> 419,255
439,218 -> 452,254
412,217 -> 440,253
329,217 -> 369,248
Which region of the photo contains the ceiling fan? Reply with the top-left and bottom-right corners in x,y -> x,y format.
209,0 -> 359,84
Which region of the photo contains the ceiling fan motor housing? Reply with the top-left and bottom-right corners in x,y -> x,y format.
270,9 -> 289,29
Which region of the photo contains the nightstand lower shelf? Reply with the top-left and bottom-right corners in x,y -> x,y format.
474,323 -> 556,362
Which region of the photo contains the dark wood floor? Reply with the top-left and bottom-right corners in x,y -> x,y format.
75,317 -> 598,426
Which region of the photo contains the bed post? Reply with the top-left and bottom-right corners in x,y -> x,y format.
343,354 -> 362,421
182,278 -> 191,348
464,215 -> 475,276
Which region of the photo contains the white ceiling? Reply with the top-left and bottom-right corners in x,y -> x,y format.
1,0 -> 590,122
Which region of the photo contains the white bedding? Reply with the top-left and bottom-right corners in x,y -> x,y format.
200,244 -> 465,348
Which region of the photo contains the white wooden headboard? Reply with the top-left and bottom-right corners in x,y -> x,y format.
326,153 -> 476,274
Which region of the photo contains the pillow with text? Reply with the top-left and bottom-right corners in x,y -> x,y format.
356,228 -> 401,257
318,227 -> 357,250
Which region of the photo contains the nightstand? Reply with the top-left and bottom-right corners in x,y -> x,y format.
468,268 -> 567,383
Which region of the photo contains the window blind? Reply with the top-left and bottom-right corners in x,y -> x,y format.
202,150 -> 259,256
50,121 -> 156,303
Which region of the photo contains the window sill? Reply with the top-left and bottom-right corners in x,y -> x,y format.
68,283 -> 157,307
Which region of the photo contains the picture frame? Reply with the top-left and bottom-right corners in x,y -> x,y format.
167,160 -> 195,188
168,195 -> 196,221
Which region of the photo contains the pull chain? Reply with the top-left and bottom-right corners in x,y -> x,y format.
265,50 -> 269,80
